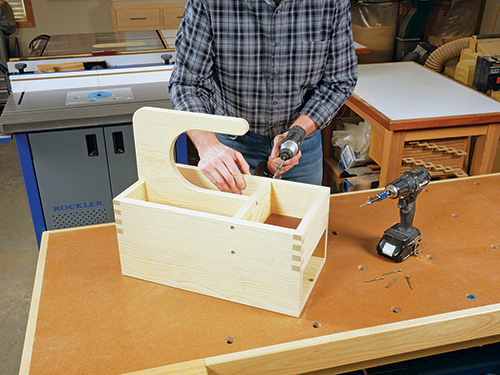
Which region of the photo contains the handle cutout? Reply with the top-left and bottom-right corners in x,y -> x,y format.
112,132 -> 125,154
85,134 -> 99,157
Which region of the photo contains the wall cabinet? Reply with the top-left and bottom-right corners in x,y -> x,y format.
111,1 -> 185,31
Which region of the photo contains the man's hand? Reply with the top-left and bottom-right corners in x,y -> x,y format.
267,115 -> 318,177
268,131 -> 301,177
188,130 -> 250,194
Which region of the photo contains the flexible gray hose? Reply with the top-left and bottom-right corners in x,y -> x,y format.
424,37 -> 472,73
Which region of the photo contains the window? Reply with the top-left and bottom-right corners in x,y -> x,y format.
5,0 -> 35,28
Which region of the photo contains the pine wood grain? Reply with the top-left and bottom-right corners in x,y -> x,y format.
114,107 -> 329,316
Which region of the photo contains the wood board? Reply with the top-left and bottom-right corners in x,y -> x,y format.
21,173 -> 500,375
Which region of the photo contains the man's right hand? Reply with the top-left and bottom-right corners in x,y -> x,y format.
187,130 -> 250,194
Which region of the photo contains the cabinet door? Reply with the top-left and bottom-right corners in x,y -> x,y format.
163,6 -> 184,29
103,124 -> 138,198
28,128 -> 114,230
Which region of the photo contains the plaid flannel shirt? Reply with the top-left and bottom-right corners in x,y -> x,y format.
169,0 -> 358,138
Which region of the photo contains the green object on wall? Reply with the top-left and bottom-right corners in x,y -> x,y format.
395,0 -> 435,60
398,0 -> 435,39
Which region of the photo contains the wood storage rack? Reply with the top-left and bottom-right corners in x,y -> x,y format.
113,107 -> 330,317
401,137 -> 469,178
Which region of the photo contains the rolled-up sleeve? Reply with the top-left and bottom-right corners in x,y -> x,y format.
300,0 -> 358,129
168,0 -> 214,113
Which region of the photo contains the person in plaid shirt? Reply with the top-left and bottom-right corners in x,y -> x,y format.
169,0 -> 358,194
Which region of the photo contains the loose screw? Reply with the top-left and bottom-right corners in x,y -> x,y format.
405,275 -> 413,290
386,277 -> 398,289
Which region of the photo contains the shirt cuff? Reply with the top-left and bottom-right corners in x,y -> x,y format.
300,97 -> 342,130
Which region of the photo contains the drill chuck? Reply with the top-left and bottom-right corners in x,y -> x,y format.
385,167 -> 431,199
280,139 -> 300,160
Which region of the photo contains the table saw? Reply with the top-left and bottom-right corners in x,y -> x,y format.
0,30 -> 186,246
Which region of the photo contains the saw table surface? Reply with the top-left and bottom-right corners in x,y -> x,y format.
21,174 -> 500,375
0,82 -> 171,134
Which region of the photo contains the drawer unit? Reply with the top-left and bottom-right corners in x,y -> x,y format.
112,2 -> 186,31
115,8 -> 161,29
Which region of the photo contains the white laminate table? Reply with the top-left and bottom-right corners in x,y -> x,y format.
347,62 -> 500,185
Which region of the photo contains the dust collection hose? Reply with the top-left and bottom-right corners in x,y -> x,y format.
424,37 -> 471,73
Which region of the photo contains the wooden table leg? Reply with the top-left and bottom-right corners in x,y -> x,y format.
469,123 -> 500,176
378,130 -> 406,186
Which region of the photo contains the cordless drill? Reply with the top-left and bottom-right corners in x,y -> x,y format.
361,167 -> 431,262
253,126 -> 306,178
272,126 -> 306,178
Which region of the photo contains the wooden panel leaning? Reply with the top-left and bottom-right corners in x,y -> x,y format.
113,107 -> 330,317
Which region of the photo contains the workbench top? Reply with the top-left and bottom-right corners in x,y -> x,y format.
21,174 -> 500,374
352,62 -> 500,129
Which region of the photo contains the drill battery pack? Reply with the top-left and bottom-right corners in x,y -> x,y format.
377,225 -> 422,263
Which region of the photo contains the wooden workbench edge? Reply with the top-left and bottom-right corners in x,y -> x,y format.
348,92 -> 500,132
18,223 -> 117,374
201,303 -> 500,374
19,232 -> 49,375
122,303 -> 500,375
307,334 -> 500,375
123,359 -> 209,375
331,172 -> 500,199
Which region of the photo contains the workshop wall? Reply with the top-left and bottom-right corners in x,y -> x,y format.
481,0 -> 500,34
15,0 -> 114,56
9,0 -> 500,57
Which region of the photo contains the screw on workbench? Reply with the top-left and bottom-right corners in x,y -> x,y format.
365,276 -> 385,283
383,268 -> 402,276
406,275 -> 413,290
385,277 -> 398,289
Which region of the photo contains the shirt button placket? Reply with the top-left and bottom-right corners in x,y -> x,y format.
271,8 -> 282,133
271,41 -> 280,127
